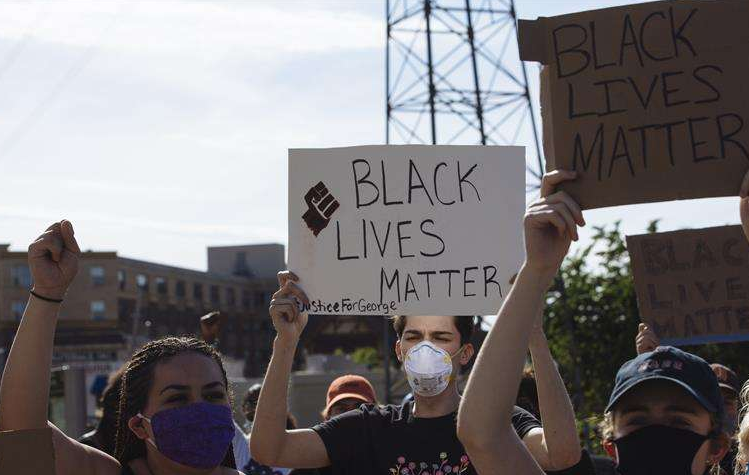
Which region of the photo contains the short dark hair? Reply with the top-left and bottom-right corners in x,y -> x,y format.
242,383 -> 263,422
392,315 -> 474,345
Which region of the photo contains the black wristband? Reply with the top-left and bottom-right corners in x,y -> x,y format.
30,290 -> 64,303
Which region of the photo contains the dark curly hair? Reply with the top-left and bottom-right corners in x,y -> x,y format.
114,336 -> 234,468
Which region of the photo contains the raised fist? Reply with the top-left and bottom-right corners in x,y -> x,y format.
302,181 -> 339,236
269,271 -> 309,343
28,220 -> 81,301
200,311 -> 221,344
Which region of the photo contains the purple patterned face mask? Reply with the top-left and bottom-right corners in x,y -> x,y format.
138,402 -> 234,469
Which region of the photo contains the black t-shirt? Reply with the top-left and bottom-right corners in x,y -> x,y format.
312,402 -> 541,475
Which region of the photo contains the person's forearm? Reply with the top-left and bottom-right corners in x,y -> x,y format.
250,336 -> 297,465
529,329 -> 581,469
459,264 -> 555,443
0,296 -> 60,430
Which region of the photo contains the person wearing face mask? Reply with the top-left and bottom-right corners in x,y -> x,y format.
458,170 -> 731,475
250,270 -> 580,474
0,220 -> 241,475
635,324 -> 743,475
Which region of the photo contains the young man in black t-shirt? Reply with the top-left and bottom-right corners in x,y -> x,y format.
250,275 -> 583,474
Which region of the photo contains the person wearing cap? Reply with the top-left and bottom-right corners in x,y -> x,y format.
287,376 -> 378,475
636,324 -> 743,437
321,375 -> 377,421
459,170 -> 730,475
600,346 -> 730,475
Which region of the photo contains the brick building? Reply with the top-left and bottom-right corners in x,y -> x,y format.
0,243 -> 282,378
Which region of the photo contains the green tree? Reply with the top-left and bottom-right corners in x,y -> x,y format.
351,346 -> 380,369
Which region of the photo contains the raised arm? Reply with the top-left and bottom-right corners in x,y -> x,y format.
0,221 -> 119,475
740,170 -> 749,242
250,271 -> 330,469
524,326 -> 581,470
458,171 -> 582,475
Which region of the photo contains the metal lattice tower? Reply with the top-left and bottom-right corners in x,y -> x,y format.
386,0 -> 544,186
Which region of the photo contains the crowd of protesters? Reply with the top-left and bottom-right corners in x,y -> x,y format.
0,169 -> 748,475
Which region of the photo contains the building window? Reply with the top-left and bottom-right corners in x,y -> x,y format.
255,291 -> 267,307
11,265 -> 32,288
11,301 -> 25,320
227,288 -> 236,306
91,301 -> 106,320
90,266 -> 105,286
136,274 -> 149,292
156,277 -> 168,295
210,285 -> 220,304
242,289 -> 251,308
117,270 -> 126,290
176,280 -> 186,298
194,283 -> 203,301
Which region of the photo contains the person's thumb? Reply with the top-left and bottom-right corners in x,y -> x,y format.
638,323 -> 647,332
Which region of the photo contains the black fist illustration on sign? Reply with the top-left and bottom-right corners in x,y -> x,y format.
302,181 -> 340,236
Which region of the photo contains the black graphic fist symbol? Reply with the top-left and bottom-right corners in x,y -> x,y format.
302,181 -> 340,236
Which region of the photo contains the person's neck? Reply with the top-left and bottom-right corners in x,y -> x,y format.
411,384 -> 461,418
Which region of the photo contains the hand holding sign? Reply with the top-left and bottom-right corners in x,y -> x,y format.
635,323 -> 660,355
269,271 -> 310,343
302,181 -> 340,236
28,220 -> 81,301
740,171 -> 749,243
524,171 -> 585,274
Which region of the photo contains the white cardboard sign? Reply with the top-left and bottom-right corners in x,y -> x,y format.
288,145 -> 525,316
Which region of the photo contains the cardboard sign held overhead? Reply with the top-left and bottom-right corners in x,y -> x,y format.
627,225 -> 749,345
288,145 -> 525,316
518,0 -> 749,210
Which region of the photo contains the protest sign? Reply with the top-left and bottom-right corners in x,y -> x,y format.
288,145 -> 525,316
627,225 -> 749,345
518,0 -> 749,210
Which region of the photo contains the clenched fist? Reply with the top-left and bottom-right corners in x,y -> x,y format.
28,220 -> 81,301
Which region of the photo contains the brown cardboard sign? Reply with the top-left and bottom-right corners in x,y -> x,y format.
519,0 -> 749,210
627,225 -> 749,345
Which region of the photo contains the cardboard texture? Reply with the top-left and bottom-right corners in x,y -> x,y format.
0,428 -> 55,474
288,145 -> 526,316
627,225 -> 749,345
519,0 -> 749,210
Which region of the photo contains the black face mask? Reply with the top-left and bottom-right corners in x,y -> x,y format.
613,425 -> 709,475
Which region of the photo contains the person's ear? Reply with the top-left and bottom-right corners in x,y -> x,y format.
395,339 -> 403,363
128,415 -> 150,441
603,440 -> 617,461
707,434 -> 730,466
459,344 -> 475,365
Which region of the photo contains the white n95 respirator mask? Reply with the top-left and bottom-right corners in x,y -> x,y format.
403,341 -> 463,397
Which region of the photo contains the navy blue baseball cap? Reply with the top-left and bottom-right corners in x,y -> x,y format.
606,346 -> 724,419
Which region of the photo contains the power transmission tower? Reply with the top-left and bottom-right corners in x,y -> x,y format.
386,0 -> 544,187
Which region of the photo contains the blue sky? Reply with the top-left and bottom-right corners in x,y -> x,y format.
0,0 -> 740,271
